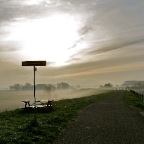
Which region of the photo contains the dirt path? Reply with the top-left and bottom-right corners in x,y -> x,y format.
54,91 -> 144,144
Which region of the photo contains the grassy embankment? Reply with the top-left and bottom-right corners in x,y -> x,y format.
0,91 -> 113,144
125,91 -> 144,110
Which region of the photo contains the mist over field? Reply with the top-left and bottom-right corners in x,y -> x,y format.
0,88 -> 109,112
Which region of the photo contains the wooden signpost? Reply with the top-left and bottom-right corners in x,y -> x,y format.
22,61 -> 46,119
22,61 -> 46,102
22,61 -> 46,66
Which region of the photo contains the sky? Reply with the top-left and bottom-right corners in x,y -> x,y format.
0,0 -> 144,89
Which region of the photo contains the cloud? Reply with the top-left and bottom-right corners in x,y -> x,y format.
79,26 -> 93,35
0,0 -> 64,24
69,25 -> 93,49
0,42 -> 20,53
0,48 -> 17,52
53,62 -> 144,78
86,37 -> 144,56
1,0 -> 144,88
0,46 -> 18,52
40,48 -> 144,79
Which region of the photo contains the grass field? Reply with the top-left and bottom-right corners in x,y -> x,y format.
0,88 -> 109,111
125,90 -> 144,110
0,91 -> 113,144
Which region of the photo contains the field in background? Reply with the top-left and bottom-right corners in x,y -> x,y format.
0,88 -> 109,111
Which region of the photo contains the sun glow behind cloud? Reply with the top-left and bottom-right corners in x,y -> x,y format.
4,14 -> 85,66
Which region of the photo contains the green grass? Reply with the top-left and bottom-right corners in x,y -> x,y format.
0,91 -> 113,144
124,91 -> 144,110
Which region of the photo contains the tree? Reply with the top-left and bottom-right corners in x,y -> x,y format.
104,83 -> 113,88
57,82 -> 71,89
36,84 -> 47,90
22,83 -> 32,90
10,84 -> 21,91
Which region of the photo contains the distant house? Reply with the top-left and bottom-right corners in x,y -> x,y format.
122,81 -> 144,88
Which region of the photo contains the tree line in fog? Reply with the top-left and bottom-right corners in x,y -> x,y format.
122,81 -> 144,89
9,82 -> 80,91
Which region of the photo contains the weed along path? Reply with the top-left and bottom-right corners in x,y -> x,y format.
54,91 -> 144,144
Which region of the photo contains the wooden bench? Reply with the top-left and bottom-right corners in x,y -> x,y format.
22,100 -> 54,109
41,100 -> 53,107
22,100 -> 31,108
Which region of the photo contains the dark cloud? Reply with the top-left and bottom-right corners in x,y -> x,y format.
87,37 -> 144,55
69,26 -> 93,49
79,26 -> 93,35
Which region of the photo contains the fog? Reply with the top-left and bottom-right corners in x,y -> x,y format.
0,88 -> 108,111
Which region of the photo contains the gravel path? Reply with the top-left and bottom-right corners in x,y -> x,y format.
54,91 -> 144,144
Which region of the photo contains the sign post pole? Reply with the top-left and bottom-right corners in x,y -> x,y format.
34,66 -> 36,120
34,66 -> 36,103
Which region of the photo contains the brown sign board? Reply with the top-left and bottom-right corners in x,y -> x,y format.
22,61 -> 46,66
